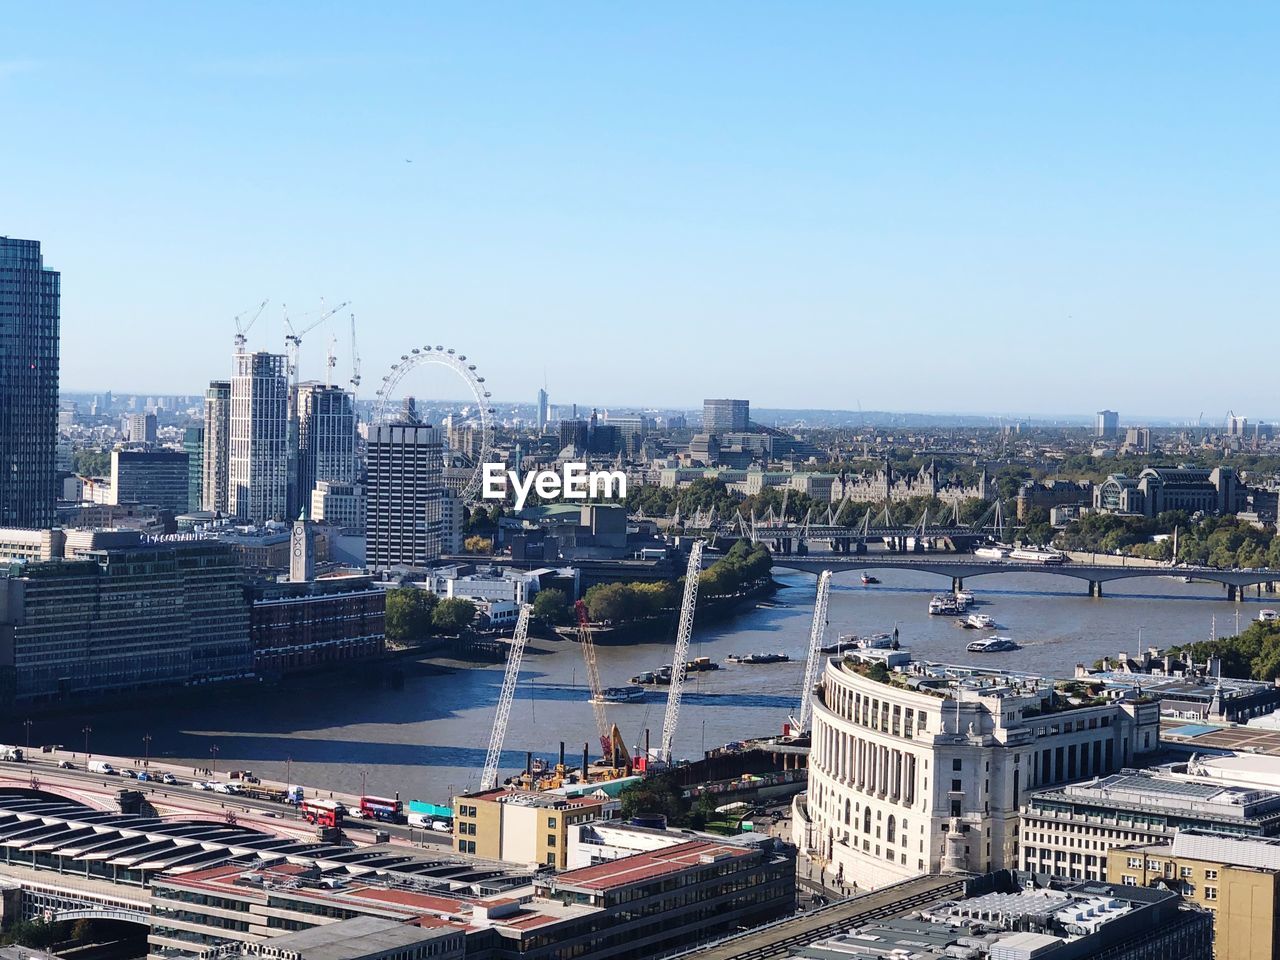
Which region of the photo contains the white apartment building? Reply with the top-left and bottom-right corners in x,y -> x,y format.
794,650 -> 1160,890
228,353 -> 289,524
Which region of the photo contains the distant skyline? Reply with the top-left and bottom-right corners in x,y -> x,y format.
4,3 -> 1277,415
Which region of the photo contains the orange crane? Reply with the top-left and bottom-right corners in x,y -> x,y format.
575,601 -> 612,759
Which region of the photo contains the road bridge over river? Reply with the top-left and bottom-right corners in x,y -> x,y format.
765,554 -> 1280,599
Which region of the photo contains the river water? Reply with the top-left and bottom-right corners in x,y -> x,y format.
25,561 -> 1271,806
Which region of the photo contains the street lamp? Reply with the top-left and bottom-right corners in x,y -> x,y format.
82,725 -> 92,760
286,755 -> 292,788
142,734 -> 152,768
210,744 -> 219,774
23,719 -> 32,753
360,770 -> 367,799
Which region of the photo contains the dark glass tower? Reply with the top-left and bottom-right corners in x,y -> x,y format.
0,238 -> 60,528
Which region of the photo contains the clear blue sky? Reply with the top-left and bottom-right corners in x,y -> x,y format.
3,3 -> 1277,419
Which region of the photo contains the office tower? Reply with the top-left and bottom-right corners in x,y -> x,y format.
229,352 -> 289,524
127,412 -> 158,445
1227,412 -> 1248,437
703,398 -> 749,435
310,480 -> 365,532
536,387 -> 549,432
202,380 -> 231,514
0,238 -> 59,528
295,383 -> 356,516
558,418 -> 588,453
367,422 -> 443,569
183,425 -> 205,512
109,449 -> 190,512
607,414 -> 651,452
1096,410 -> 1119,439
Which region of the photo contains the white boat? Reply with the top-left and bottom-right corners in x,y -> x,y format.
596,685 -> 646,704
965,613 -> 995,629
967,636 -> 1019,653
1009,547 -> 1066,565
974,545 -> 1009,562
954,590 -> 975,606
1260,609 -> 1279,623
929,596 -> 962,615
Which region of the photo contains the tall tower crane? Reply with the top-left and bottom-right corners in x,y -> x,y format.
660,540 -> 704,763
480,603 -> 533,791
348,313 -> 362,393
794,570 -> 832,734
574,600 -> 612,759
282,300 -> 349,389
233,300 -> 269,353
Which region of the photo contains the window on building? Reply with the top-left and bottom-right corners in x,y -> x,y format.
548,817 -> 557,828
1205,886 -> 1218,901
1205,869 -> 1218,880
953,758 -> 962,771
547,835 -> 556,847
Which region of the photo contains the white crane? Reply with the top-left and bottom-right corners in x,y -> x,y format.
660,540 -> 704,763
282,300 -> 350,389
480,603 -> 533,791
348,313 -> 362,393
233,300 -> 269,353
794,570 -> 832,734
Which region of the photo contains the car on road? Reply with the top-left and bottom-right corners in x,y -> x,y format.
195,781 -> 215,791
136,771 -> 151,782
430,820 -> 452,832
121,769 -> 139,779
57,760 -> 75,769
161,773 -> 179,785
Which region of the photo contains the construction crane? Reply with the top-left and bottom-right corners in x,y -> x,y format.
479,603 -> 533,791
348,313 -> 362,393
282,300 -> 349,389
660,540 -> 704,764
324,334 -> 338,388
574,601 -> 612,758
793,570 -> 832,734
233,300 -> 269,353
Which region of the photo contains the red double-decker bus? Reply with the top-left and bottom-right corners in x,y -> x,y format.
358,795 -> 404,823
300,799 -> 345,828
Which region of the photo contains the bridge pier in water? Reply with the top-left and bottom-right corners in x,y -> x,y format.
1088,581 -> 1103,598
952,577 -> 964,593
1227,583 -> 1241,602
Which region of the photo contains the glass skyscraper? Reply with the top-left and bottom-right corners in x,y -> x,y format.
0,238 -> 60,528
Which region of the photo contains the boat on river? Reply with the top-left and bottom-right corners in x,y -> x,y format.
630,657 -> 719,685
725,652 -> 790,665
595,685 -> 646,703
967,636 -> 1019,653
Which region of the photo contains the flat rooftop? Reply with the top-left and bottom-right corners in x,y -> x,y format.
1033,769 -> 1280,822
548,840 -> 752,892
261,916 -> 457,960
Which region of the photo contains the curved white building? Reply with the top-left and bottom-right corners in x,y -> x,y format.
793,651 -> 1159,890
